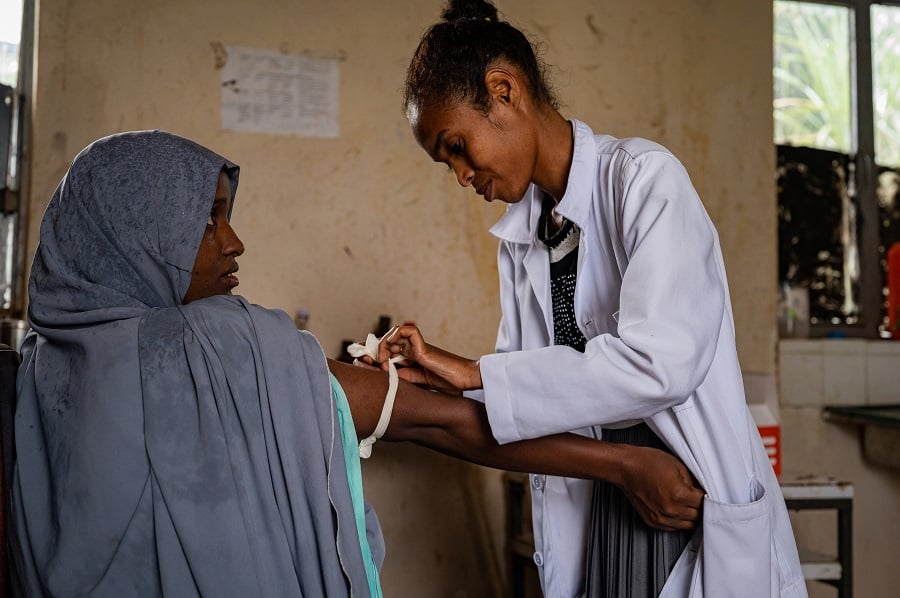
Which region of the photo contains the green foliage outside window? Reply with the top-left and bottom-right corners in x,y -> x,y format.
873,5 -> 900,167
774,1 -> 851,154
775,1 -> 900,168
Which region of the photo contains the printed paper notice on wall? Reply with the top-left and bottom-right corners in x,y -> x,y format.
219,46 -> 339,138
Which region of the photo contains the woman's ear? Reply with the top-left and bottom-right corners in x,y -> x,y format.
485,66 -> 521,109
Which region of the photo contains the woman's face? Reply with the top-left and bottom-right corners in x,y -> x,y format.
409,98 -> 536,204
182,171 -> 245,304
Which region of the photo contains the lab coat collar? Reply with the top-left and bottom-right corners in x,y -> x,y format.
489,120 -> 598,244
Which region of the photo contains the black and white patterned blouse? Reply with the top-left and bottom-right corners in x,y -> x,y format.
538,194 -> 587,353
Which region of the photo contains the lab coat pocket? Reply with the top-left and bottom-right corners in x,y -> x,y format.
701,478 -> 773,597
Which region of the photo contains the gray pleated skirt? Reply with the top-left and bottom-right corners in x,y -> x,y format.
583,423 -> 693,598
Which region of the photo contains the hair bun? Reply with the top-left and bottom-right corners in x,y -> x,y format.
440,0 -> 499,24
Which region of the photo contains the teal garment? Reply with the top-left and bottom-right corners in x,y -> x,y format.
330,374 -> 384,598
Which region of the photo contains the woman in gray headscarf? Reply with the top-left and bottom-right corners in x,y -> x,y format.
11,130 -> 702,597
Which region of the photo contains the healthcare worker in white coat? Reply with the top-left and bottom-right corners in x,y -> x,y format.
382,1 -> 808,597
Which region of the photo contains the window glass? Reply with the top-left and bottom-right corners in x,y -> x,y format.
777,146 -> 859,326
0,0 -> 23,88
0,1 -> 23,311
774,1 -> 851,153
872,4 -> 900,168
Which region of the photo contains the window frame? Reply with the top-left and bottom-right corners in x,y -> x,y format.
777,0 -> 900,338
0,0 -> 32,318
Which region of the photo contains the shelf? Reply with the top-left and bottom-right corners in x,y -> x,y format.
798,548 -> 842,581
825,405 -> 900,471
824,404 -> 900,429
781,475 -> 853,596
780,475 -> 854,500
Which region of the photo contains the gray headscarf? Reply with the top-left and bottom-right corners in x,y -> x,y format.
12,130 -> 376,597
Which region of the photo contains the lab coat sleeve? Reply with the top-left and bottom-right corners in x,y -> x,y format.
494,240 -> 524,356
478,239 -> 526,424
481,150 -> 726,443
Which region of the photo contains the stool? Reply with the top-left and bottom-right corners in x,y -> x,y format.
780,475 -> 853,598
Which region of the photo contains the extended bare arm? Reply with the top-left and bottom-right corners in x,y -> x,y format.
328,359 -> 702,531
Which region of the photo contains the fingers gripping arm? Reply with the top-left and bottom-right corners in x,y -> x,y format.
376,325 -> 482,391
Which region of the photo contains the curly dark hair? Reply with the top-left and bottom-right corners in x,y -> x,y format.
403,0 -> 559,115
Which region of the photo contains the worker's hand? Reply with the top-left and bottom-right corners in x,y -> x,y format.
374,325 -> 482,393
617,445 -> 704,531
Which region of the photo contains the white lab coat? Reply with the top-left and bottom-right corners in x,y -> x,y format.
478,121 -> 807,598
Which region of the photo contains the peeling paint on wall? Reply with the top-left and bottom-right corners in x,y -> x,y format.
210,41 -> 228,69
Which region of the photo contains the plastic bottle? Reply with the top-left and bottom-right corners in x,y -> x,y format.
294,307 -> 310,331
373,315 -> 392,338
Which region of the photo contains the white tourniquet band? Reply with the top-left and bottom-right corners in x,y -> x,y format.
346,333 -> 405,459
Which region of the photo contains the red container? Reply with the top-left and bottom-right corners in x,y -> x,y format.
757,424 -> 782,478
749,403 -> 781,477
889,242 -> 900,339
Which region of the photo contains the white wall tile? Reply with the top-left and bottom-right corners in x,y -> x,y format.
778,341 -> 824,407
865,342 -> 900,405
822,340 -> 867,406
779,340 -> 900,408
